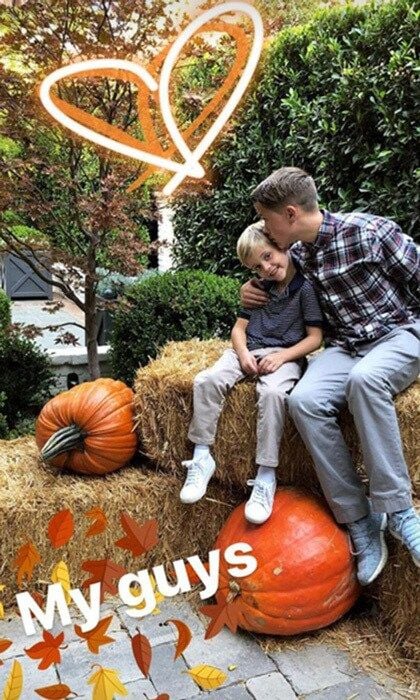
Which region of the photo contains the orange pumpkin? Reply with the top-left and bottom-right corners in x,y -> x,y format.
35,378 -> 137,475
214,487 -> 360,635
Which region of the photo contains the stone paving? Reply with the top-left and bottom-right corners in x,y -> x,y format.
0,596 -> 408,699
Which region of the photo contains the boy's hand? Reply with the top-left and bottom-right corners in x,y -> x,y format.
238,350 -> 259,375
258,351 -> 288,374
240,279 -> 269,308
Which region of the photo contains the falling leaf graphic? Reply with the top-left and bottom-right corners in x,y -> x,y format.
0,638 -> 13,655
186,664 -> 227,690
34,683 -> 73,699
81,560 -> 127,603
51,561 -> 71,604
85,506 -> 107,537
163,619 -> 192,659
150,695 -> 170,700
2,659 -> 23,699
87,666 -> 128,699
115,514 -> 158,556
74,615 -> 114,654
131,632 -> 152,677
200,597 -> 243,640
13,542 -> 42,587
0,583 -> 5,620
25,630 -> 65,670
47,509 -> 74,548
130,574 -> 164,615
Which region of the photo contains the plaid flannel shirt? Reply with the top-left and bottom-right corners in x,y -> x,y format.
291,210 -> 420,351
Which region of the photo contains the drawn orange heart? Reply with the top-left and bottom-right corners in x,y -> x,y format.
39,2 -> 263,195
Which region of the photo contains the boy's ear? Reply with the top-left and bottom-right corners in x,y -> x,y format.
285,205 -> 298,222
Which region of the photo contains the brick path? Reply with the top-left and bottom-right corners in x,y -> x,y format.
0,596 -> 408,699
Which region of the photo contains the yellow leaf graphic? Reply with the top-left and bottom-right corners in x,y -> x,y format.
51,561 -> 71,604
130,574 -> 164,615
0,584 -> 5,620
2,659 -> 23,699
87,666 -> 128,700
186,664 -> 227,690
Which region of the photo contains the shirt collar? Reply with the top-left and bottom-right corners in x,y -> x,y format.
264,270 -> 305,296
311,209 -> 335,249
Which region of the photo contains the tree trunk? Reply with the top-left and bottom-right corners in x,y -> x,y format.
85,245 -> 100,379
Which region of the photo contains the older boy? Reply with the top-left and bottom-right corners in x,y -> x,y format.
181,222 -> 323,524
241,166 -> 420,584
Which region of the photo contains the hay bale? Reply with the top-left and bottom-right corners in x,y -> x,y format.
0,437 -> 241,611
134,339 -> 419,494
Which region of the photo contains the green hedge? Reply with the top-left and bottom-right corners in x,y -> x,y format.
172,0 -> 419,276
109,270 -> 241,385
0,290 -> 11,330
0,329 -> 55,432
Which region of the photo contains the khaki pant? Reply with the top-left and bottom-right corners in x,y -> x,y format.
287,321 -> 420,523
188,347 -> 302,467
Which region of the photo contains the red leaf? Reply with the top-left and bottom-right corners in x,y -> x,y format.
81,559 -> 127,603
115,514 -> 158,556
131,632 -> 152,677
164,619 -> 192,659
25,630 -> 65,670
47,509 -> 74,548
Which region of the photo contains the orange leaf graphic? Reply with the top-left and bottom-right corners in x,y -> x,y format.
35,683 -> 73,699
131,631 -> 152,677
164,619 -> 192,659
47,509 -> 74,548
74,615 -> 114,653
25,630 -> 65,670
200,597 -> 243,640
151,695 -> 170,700
115,514 -> 158,556
13,541 -> 42,587
81,559 -> 127,602
84,506 -> 107,537
0,639 -> 12,654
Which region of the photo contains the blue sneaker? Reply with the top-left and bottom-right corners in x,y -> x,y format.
347,511 -> 388,586
388,507 -> 420,567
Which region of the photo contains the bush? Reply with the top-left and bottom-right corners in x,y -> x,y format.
0,329 -> 55,431
172,0 -> 419,276
110,270 -> 241,384
0,290 -> 11,330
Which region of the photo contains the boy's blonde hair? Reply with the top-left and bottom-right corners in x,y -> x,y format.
237,220 -> 276,266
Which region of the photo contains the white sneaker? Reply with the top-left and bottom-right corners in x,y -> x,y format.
245,478 -> 276,524
180,456 -> 216,504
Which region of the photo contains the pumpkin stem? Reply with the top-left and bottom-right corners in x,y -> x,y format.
226,579 -> 241,603
41,424 -> 86,461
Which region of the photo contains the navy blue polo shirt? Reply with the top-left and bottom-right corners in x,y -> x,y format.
238,271 -> 323,351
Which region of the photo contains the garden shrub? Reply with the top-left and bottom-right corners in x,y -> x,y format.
110,270 -> 241,384
0,329 -> 55,431
0,289 -> 11,330
172,0 -> 419,277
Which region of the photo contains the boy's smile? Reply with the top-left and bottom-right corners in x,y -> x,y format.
246,244 -> 290,283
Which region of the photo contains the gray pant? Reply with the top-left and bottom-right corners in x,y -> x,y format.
287,322 -> 420,523
188,347 -> 302,467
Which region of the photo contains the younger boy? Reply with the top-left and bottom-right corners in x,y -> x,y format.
179,222 -> 323,523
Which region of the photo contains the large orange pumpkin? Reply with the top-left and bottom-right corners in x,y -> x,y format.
214,487 -> 360,635
35,378 -> 137,475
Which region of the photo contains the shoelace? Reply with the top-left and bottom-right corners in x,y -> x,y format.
246,479 -> 271,509
347,521 -> 373,556
391,510 -> 420,546
181,459 -> 205,488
